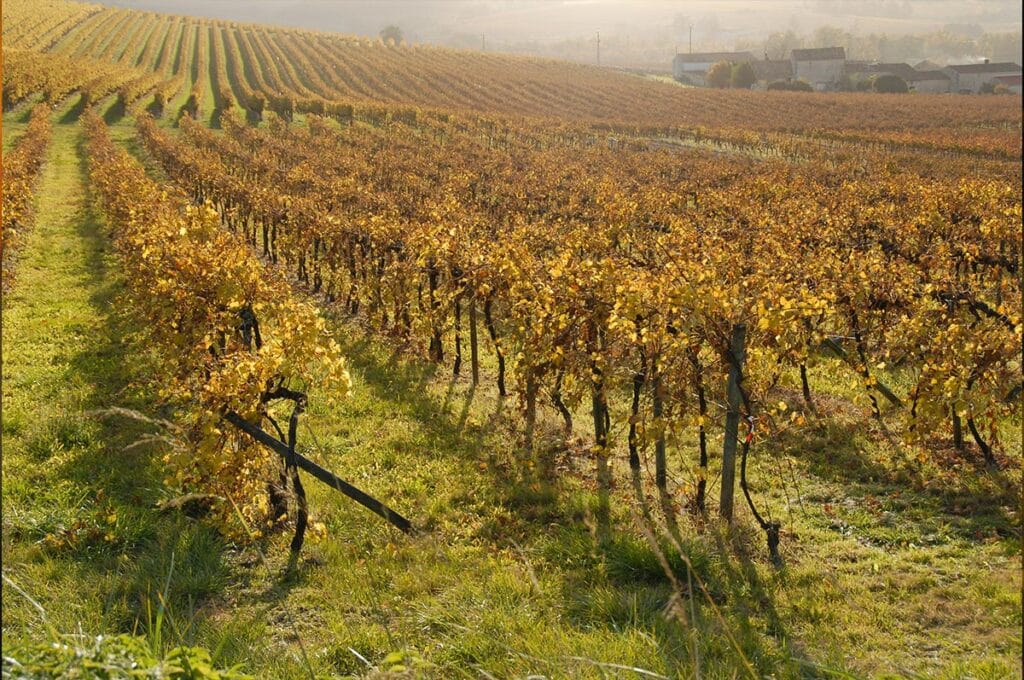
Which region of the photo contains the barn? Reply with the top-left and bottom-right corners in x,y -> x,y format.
907,70 -> 951,94
943,62 -> 1022,93
791,47 -> 845,90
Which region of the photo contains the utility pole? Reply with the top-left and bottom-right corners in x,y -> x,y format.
689,25 -> 693,54
481,34 -> 485,51
597,31 -> 601,65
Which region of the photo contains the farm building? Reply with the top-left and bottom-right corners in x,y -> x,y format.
872,63 -> 920,81
673,51 -> 756,85
791,47 -> 846,90
844,60 -> 873,76
991,74 -> 1022,94
906,70 -> 951,94
943,62 -> 1022,93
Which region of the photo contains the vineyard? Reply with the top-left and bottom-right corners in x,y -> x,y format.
2,0 -> 1022,677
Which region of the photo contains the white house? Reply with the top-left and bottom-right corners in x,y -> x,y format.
906,70 -> 951,94
673,51 -> 756,85
943,62 -> 1022,93
791,47 -> 845,90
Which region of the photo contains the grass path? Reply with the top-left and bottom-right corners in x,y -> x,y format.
1,116 -> 228,653
3,117 -> 122,629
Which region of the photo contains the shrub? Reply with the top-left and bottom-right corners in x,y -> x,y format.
873,74 -> 909,93
731,62 -> 756,89
705,61 -> 733,88
767,80 -> 813,92
837,74 -> 872,92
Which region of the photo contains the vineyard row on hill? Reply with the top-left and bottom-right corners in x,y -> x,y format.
1,48 -> 171,113
1,104 -> 52,292
3,0 -> 1022,142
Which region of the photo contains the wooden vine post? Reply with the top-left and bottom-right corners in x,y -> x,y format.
719,323 -> 746,523
469,299 -> 480,385
225,412 -> 415,536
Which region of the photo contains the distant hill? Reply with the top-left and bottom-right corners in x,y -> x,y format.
2,0 -> 1020,133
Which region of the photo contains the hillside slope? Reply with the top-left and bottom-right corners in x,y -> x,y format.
3,0 -> 1022,137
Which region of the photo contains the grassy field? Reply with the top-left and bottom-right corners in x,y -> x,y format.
2,102 -> 1021,678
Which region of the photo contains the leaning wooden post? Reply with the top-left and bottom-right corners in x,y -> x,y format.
720,323 -> 746,523
224,411 -> 415,534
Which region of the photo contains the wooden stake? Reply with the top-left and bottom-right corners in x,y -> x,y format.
720,323 -> 746,522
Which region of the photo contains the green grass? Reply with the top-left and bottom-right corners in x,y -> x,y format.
1,109 -> 227,651
1,106 -> 1020,678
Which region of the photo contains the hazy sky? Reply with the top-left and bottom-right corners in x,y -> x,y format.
98,1 -> 1023,47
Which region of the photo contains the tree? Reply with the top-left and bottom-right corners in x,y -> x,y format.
380,25 -> 403,45
763,30 -> 803,60
767,79 -> 813,92
731,62 -> 756,89
812,25 -> 850,53
705,61 -> 733,88
873,74 -> 909,93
